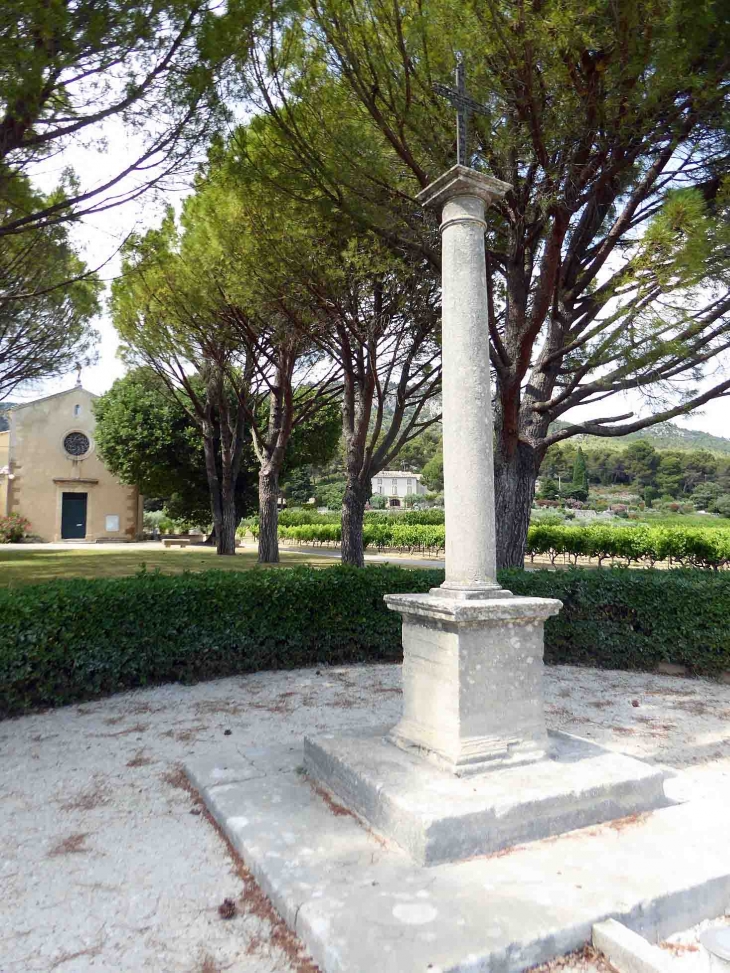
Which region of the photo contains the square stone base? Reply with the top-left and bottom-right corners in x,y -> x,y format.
384,593 -> 562,775
186,746 -> 730,973
304,727 -> 672,865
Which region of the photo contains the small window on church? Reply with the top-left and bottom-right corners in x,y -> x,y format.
74,404 -> 81,416
64,432 -> 90,456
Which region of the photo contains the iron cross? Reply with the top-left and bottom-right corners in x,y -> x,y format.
433,58 -> 490,166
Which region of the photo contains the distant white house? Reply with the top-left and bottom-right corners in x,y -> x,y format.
371,470 -> 428,507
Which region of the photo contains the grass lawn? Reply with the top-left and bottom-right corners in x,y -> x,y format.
0,546 -> 336,587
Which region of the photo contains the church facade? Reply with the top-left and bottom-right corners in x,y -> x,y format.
0,386 -> 143,542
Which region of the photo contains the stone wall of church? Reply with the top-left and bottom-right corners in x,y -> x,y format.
7,388 -> 142,542
0,430 -> 9,517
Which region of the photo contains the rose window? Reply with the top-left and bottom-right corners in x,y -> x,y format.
64,432 -> 90,456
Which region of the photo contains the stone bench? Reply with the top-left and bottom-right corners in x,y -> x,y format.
162,538 -> 192,548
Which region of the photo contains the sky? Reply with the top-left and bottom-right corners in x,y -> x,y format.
12,118 -> 730,440
13,116 -> 190,404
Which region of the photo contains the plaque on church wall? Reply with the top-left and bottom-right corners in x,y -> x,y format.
106,515 -> 120,532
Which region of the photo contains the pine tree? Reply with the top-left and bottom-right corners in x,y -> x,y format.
286,468 -> 313,506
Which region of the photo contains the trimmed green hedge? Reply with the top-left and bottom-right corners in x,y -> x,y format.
503,568 -> 730,674
0,566 -> 438,718
1,566 -> 728,718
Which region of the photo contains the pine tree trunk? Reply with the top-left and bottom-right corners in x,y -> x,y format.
218,476 -> 237,556
202,431 -> 226,554
258,468 -> 280,563
494,442 -> 538,569
341,478 -> 369,567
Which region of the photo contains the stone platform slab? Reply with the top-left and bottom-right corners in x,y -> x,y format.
186,746 -> 730,973
303,727 -> 672,865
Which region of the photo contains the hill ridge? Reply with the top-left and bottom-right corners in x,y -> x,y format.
549,419 -> 730,455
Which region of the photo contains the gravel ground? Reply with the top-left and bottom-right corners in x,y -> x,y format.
2,663 -> 730,973
659,915 -> 730,973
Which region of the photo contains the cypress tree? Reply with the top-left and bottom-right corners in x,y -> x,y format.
572,448 -> 590,495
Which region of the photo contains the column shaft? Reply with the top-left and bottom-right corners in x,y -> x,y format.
439,194 -> 499,596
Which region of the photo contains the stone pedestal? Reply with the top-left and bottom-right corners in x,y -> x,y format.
385,593 -> 561,775
303,729 -> 671,866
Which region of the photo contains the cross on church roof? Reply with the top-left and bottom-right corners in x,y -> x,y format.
433,58 -> 490,166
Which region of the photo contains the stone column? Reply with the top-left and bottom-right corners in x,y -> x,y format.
419,165 -> 511,599
383,165 -> 562,774
294,165 -> 661,872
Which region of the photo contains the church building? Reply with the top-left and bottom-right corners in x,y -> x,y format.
0,386 -> 143,542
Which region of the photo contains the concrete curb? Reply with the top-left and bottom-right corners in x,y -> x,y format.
593,919 -> 671,973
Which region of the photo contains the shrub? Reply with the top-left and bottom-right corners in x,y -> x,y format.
537,477 -> 559,500
560,487 -> 588,503
531,511 -> 565,527
0,566 -> 439,717
279,522 -> 447,553
237,515 -> 259,539
0,513 -> 30,543
503,568 -> 730,676
280,523 -> 343,545
399,509 -> 445,525
158,511 -> 208,535
1,566 -> 728,718
524,522 -> 730,569
277,519 -> 730,568
317,484 -> 345,510
693,483 -> 722,510
143,510 -> 165,532
278,510 -> 340,527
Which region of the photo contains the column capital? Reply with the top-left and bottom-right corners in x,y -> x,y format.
416,164 -> 512,210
